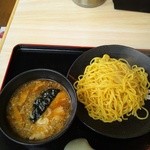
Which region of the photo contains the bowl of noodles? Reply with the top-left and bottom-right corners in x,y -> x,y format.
67,44 -> 150,139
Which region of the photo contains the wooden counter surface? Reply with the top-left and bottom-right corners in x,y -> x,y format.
0,0 -> 150,89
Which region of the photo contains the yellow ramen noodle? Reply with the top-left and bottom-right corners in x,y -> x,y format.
74,54 -> 150,123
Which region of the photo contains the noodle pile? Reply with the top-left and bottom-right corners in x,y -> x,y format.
74,54 -> 150,123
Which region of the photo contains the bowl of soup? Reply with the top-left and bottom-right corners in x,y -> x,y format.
0,69 -> 77,145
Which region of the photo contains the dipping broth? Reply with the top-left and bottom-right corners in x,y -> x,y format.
7,79 -> 71,140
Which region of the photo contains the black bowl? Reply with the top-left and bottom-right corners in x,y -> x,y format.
67,44 -> 150,139
0,69 -> 77,146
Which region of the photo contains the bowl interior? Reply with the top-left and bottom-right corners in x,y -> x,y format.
67,44 -> 150,139
0,69 -> 77,145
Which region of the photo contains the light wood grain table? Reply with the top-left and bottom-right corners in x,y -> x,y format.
0,0 -> 150,89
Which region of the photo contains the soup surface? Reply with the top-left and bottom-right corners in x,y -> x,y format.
7,79 -> 71,140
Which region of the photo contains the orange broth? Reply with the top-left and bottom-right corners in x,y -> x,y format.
7,79 -> 71,140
